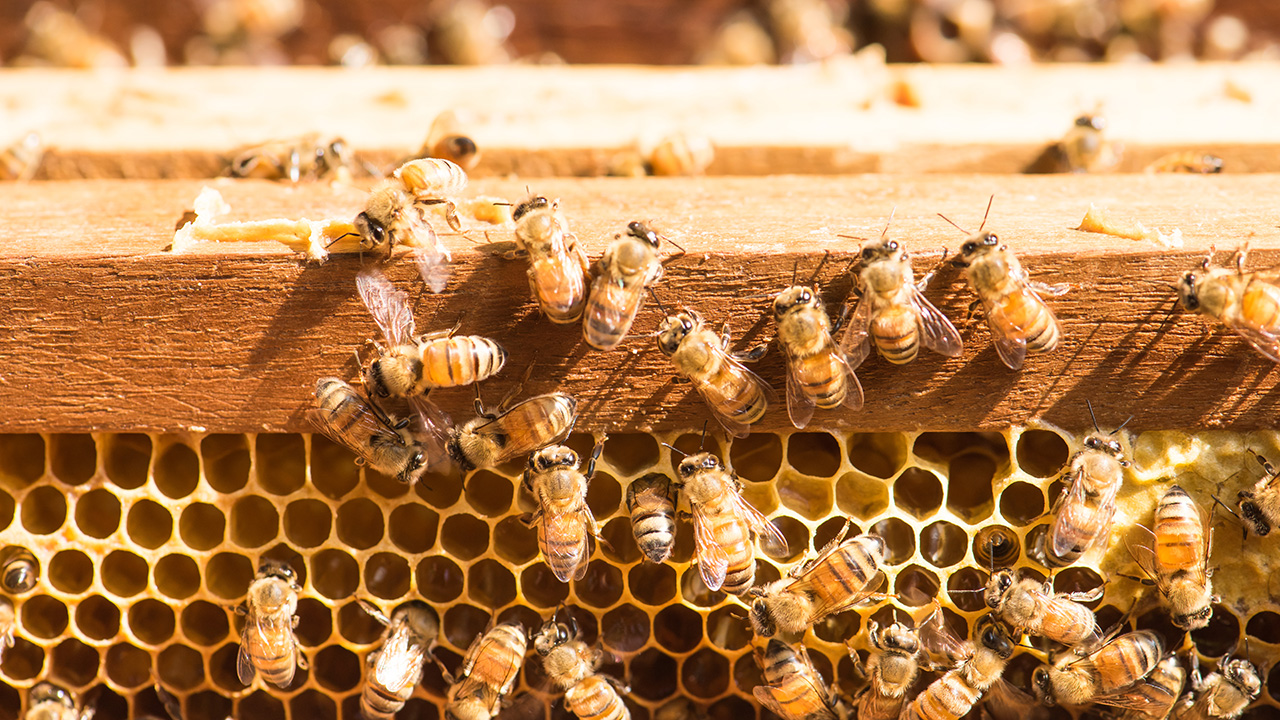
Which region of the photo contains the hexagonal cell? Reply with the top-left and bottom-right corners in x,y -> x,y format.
0,491 -> 13,532
21,485 -> 66,534
813,516 -> 859,551
417,556 -> 465,604
294,597 -> 333,647
102,550 -> 148,597
682,648 -> 730,698
947,453 -> 996,523
256,435 -> 306,495
311,549 -> 360,600
50,637 -> 100,687
21,594 -> 68,639
847,433 -> 907,479
238,690 -> 286,720
128,599 -> 176,646
102,433 -> 150,490
894,467 -> 943,520
777,474 -> 833,521
465,470 -> 514,517
155,554 -> 200,600
894,564 -> 940,606
189,690 -> 235,720
732,652 -> 763,695
283,498 -> 332,548
601,604 -> 649,653
462,557 -> 515,609
0,434 -> 44,490
226,495 -> 276,549
1246,610 -> 1280,643
179,502 -> 225,551
813,604 -> 861,644
729,434 -> 783,482
603,433 -> 660,475
313,645 -> 361,693
520,563 -> 569,608
999,481 -> 1045,526
49,549 -> 93,594
202,434 -> 250,493
362,552 -> 409,600
835,472 -> 889,520
630,647 -> 678,701
49,434 -> 96,485
706,606 -> 752,651
292,688 -> 337,720
336,601 -> 387,645
973,525 -> 1020,569
90,686 -> 129,720
788,432 -> 843,477
126,498 -> 173,549
181,600 -> 230,646
1241,708 -> 1280,720
1,635 -> 43,679
1134,609 -> 1185,657
653,604 -> 702,655
671,514 -> 696,564
740,481 -> 778,516
1053,567 -> 1104,600
389,503 -> 439,554
154,442 -> 200,499
336,497 -> 385,550
311,435 -> 359,499
947,567 -> 989,613
921,521 -> 967,568
441,513 -> 490,561
587,472 -> 623,520
206,552 -> 254,600
414,472 -> 463,510
679,567 -> 725,608
105,642 -> 151,688
75,594 -> 121,641
870,517 -> 915,564
628,563 -> 677,606
443,604 -> 490,651
1017,430 -> 1070,478
766,516 -> 810,563
915,432 -> 1008,465
1190,605 -> 1240,657
367,464 -> 412,499
574,559 -> 622,608
600,515 -> 642,564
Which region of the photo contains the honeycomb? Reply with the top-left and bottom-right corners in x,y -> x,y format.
0,427 -> 1278,720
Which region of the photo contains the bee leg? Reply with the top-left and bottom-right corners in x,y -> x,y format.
445,201 -> 462,232
295,647 -> 309,670
966,298 -> 982,322
1064,585 -> 1106,602
430,654 -> 458,685
733,344 -> 769,362
519,511 -> 539,528
1235,243 -> 1250,272
916,270 -> 936,292
1030,281 -> 1071,297
586,434 -> 609,478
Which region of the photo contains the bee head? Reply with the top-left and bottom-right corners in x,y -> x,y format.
1172,603 -> 1214,631
974,615 -> 1013,658
628,221 -> 661,248
258,558 -> 297,584
1032,667 -> 1055,706
882,624 -> 918,653
365,360 -> 391,398
959,232 -> 1000,259
1223,658 -> 1262,698
533,620 -> 573,656
354,211 -> 386,247
657,313 -> 696,356
772,285 -> 817,317
985,569 -> 1015,608
678,452 -> 722,479
748,595 -> 777,637
30,682 -> 74,708
513,196 -> 551,222
1083,433 -> 1124,458
530,445 -> 579,472
1075,114 -> 1106,131
1238,492 -> 1271,536
1176,271 -> 1200,311
398,449 -> 427,484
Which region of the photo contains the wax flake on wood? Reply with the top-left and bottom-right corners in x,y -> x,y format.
1076,204 -> 1183,249
170,186 -> 357,262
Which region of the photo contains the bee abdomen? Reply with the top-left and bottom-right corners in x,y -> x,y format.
566,677 -> 629,720
794,353 -> 848,409
721,557 -> 757,595
361,683 -> 412,720
857,691 -> 905,720
540,527 -> 589,581
583,281 -> 641,350
421,336 -> 507,388
903,674 -> 978,720
630,510 -> 675,563
704,365 -> 769,425
871,311 -> 919,364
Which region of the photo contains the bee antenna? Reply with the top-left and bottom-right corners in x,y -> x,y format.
1112,415 -> 1134,435
660,442 -> 687,458
327,231 -> 359,249
648,287 -> 671,317
1086,399 -> 1101,434
978,195 -> 995,232
936,213 -> 969,235
664,234 -> 687,254
1210,494 -> 1242,521
881,207 -> 897,240
699,420 -> 708,451
807,250 -> 832,288
791,258 -> 799,287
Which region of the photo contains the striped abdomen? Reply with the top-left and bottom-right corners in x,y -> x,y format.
529,253 -> 588,324
361,671 -> 415,720
857,687 -> 907,720
418,336 -> 506,390
538,507 -> 592,582
689,347 -> 769,427
699,499 -> 755,594
583,274 -> 645,350
996,288 -> 1060,353
757,646 -> 831,720
901,669 -> 981,720
626,478 -> 675,564
871,305 -> 919,364
1091,632 -> 1163,696
565,676 -> 629,720
494,394 -> 579,463
791,350 -> 850,409
1241,277 -> 1280,330
1121,656 -> 1184,720
246,625 -> 297,687
1153,486 -> 1205,575
805,541 -> 880,618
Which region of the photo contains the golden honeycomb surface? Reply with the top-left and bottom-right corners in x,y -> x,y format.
0,428 -> 1277,720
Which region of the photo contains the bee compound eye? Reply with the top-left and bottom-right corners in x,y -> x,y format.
888,241 -> 899,251
861,248 -> 874,260
962,242 -> 977,254
986,233 -> 999,245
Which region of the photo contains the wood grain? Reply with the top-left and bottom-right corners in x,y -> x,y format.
2,63 -> 1279,178
3,174 -> 1280,435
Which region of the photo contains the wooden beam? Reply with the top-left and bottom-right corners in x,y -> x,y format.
2,63 -> 1278,178
3,174 -> 1280,435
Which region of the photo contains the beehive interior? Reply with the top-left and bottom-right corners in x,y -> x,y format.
0,427 -> 1277,720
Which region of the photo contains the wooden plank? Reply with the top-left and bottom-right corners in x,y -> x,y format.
3,174 -> 1280,435
2,63 -> 1278,178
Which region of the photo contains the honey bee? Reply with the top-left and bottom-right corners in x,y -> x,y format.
511,196 -> 591,324
356,158 -> 469,292
655,698 -> 707,720
625,473 -> 678,564
850,621 -> 922,720
649,133 -> 715,176
422,110 -> 481,171
1145,153 -> 1224,174
675,450 -> 787,595
229,134 -> 354,182
442,623 -> 528,720
1,132 -> 43,181
237,559 -> 307,688
753,638 -> 847,720
447,385 -> 579,472
1234,448 -> 1280,537
983,569 -> 1101,646
902,615 -> 1015,720
1111,654 -> 1185,720
0,598 -> 13,665
1033,630 -> 1163,707
657,308 -> 774,438
1173,656 -> 1260,720
748,520 -> 883,636
0,546 -> 39,593
943,201 -> 1067,370
1058,114 -> 1120,173
1176,245 -> 1280,363
534,618 -> 631,720
583,221 -> 682,351
356,267 -> 507,398
309,377 -> 448,483
773,256 -> 864,428
359,600 -> 439,720
840,222 -> 963,369
1037,417 -> 1129,568
522,438 -> 607,582
25,682 -> 88,720
1128,485 -> 1215,630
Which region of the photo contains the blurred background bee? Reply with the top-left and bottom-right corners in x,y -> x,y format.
983,569 -> 1100,647
655,698 -> 707,720
657,308 -> 774,438
849,621 -> 922,720
0,597 -> 13,666
359,600 -> 439,720
448,383 -> 578,472
904,613 -> 1015,720
648,132 -> 715,176
1035,412 -> 1129,568
355,157 -> 469,293
1174,655 -> 1260,720
227,133 -> 355,182
237,559 -> 306,689
772,254 -> 863,428
0,546 -> 39,593
943,199 -> 1067,370
1,131 -> 43,181
1033,630 -> 1162,707
1112,654 -> 1185,720
1145,152 -> 1224,174
534,617 -> 630,720
840,219 -> 963,369
420,110 -> 481,172
1057,114 -> 1121,173
522,439 -> 606,582
753,638 -> 847,720
625,473 -> 677,564
309,377 -> 448,483
1176,245 -> 1280,363
674,450 -> 786,595
25,682 -> 92,720
1231,448 -> 1280,537
511,195 -> 591,324
583,221 -> 683,351
748,520 -> 883,636
1127,485 -> 1215,630
441,622 -> 528,720
356,268 -> 507,398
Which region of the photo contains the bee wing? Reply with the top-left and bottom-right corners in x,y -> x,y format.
837,352 -> 864,411
586,273 -> 645,346
406,395 -> 454,473
735,493 -> 788,557
839,295 -> 874,370
306,406 -> 405,463
261,613 -> 298,687
910,289 -> 964,358
690,357 -> 777,440
373,628 -> 427,693
917,608 -> 969,666
1125,524 -> 1160,582
237,618 -> 258,685
1221,317 -> 1280,363
984,678 -> 1046,720
1049,467 -> 1113,558
413,245 -> 453,295
540,510 -> 594,583
356,267 -> 415,345
979,290 -> 1041,371
752,679 -> 838,720
691,506 -> 729,592
782,345 -> 816,430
